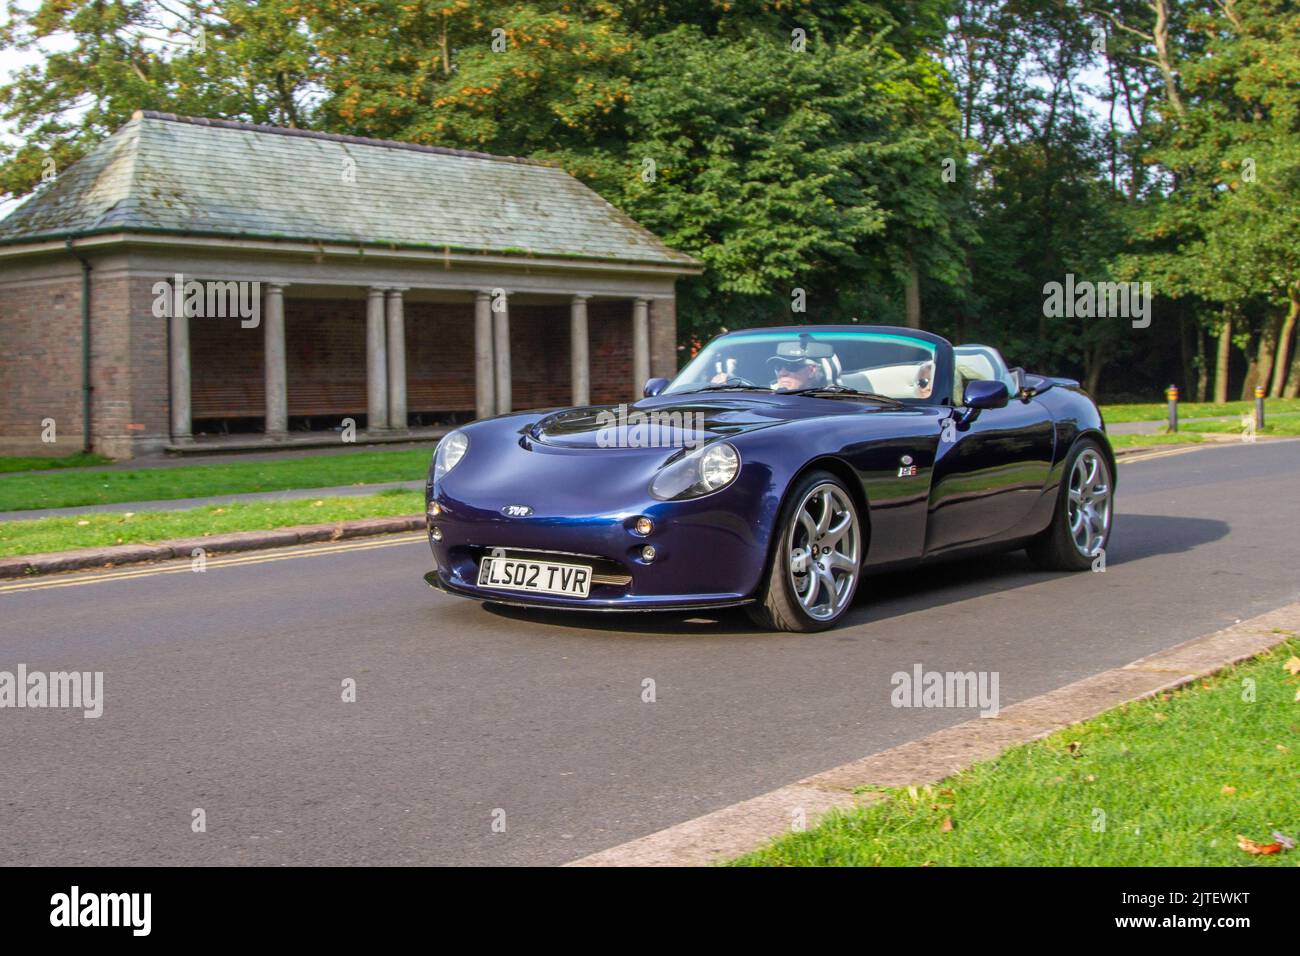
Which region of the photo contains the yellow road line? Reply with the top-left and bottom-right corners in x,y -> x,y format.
0,532 -> 427,594
1120,445 -> 1207,464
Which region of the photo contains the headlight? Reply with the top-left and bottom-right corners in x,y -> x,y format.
649,442 -> 740,500
433,431 -> 469,483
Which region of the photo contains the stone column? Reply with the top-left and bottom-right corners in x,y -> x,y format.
474,291 -> 496,420
169,299 -> 192,443
386,288 -> 407,432
492,290 -> 511,414
366,287 -> 389,431
263,282 -> 288,439
632,297 -> 651,396
570,294 -> 591,406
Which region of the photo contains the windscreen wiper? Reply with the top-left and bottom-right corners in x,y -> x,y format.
786,385 -> 904,406
689,383 -> 771,393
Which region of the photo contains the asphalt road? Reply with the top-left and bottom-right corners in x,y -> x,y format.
1,439 -> 1297,866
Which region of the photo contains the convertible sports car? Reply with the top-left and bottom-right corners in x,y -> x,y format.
423,325 -> 1115,632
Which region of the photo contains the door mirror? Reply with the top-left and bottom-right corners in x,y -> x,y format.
963,379 -> 1009,410
643,377 -> 669,398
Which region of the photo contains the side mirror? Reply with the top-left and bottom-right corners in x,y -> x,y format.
643,377 -> 669,398
963,379 -> 1009,410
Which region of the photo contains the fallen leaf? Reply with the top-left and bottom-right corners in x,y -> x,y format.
1067,741 -> 1082,755
1153,713 -> 1168,721
1221,785 -> 1237,795
1237,835 -> 1284,856
941,816 -> 954,833
939,788 -> 955,797
76,520 -> 89,526
1284,656 -> 1300,676
313,500 -> 325,507
1278,744 -> 1290,753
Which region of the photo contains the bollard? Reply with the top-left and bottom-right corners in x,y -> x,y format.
1166,385 -> 1179,433
1255,385 -> 1265,429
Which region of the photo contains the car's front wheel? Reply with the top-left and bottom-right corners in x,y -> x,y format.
1026,438 -> 1113,571
746,471 -> 863,632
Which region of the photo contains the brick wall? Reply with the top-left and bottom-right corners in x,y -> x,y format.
407,301 -> 476,414
1,276 -> 661,455
589,301 -> 634,405
650,297 -> 678,380
0,272 -> 84,456
190,302 -> 266,419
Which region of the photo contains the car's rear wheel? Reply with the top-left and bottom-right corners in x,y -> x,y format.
1026,438 -> 1113,571
746,471 -> 863,632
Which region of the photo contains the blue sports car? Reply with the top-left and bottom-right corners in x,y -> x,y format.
423,326 -> 1115,632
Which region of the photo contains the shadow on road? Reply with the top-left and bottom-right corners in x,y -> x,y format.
480,513 -> 1229,638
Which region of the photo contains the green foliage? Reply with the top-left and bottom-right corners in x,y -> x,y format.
2,0 -> 1297,398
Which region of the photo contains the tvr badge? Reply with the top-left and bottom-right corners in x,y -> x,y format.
897,454 -> 918,478
502,504 -> 533,517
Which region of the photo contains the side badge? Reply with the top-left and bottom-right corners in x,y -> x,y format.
897,454 -> 917,478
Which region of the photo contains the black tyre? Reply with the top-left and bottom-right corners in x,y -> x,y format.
746,470 -> 863,632
1026,438 -> 1114,571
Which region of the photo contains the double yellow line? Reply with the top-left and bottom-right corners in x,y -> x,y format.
0,532 -> 427,594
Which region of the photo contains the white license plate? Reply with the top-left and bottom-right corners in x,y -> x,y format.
477,555 -> 592,598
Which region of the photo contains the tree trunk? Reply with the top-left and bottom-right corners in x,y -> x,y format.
1214,317 -> 1232,403
1240,330 -> 1261,400
1085,348 -> 1106,397
904,249 -> 921,329
1179,312 -> 1194,395
1285,345 -> 1300,398
1252,314 -> 1279,397
1195,322 -> 1209,402
1270,286 -> 1299,397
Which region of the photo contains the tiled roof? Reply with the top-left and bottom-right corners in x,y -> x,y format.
0,112 -> 699,268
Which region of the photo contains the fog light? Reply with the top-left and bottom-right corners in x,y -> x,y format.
634,517 -> 654,536
429,501 -> 442,517
640,545 -> 656,562
430,526 -> 443,542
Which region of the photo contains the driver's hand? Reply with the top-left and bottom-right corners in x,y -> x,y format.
710,372 -> 729,384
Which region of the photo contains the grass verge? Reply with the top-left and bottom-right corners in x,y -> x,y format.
1109,432 -> 1205,450
733,635 -> 1300,866
0,490 -> 423,557
1101,398 -> 1300,423
0,452 -> 112,474
0,448 -> 431,512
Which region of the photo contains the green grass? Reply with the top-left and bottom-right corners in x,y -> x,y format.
1100,397 -> 1300,423
1183,415 -> 1300,438
0,448 -> 432,512
0,490 -> 423,557
1109,432 -> 1205,450
0,452 -> 112,474
734,636 -> 1300,866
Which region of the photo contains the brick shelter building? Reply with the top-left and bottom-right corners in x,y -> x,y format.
0,111 -> 699,458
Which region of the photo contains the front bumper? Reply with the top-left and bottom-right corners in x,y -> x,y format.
424,476 -> 773,610
423,570 -> 754,612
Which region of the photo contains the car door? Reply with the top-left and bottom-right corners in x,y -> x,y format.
923,395 -> 1055,555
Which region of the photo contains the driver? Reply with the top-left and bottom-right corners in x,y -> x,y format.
767,353 -> 827,391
